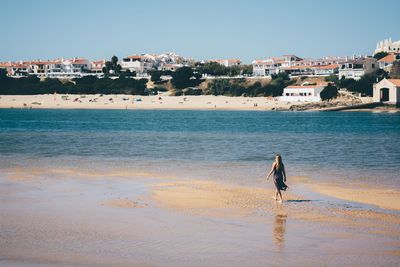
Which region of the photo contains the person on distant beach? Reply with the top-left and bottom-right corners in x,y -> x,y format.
267,154 -> 288,203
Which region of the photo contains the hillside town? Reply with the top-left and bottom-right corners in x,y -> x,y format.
1,38 -> 400,107
2,38 -> 399,79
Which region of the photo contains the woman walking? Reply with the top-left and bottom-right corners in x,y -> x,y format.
267,154 -> 288,203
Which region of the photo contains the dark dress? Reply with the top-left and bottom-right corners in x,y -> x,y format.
273,165 -> 288,191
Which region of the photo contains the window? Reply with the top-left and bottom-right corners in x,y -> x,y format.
286,93 -> 289,96
372,64 -> 375,68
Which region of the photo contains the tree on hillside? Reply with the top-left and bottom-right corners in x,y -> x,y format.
196,62 -> 250,77
271,72 -> 290,81
240,64 -> 253,75
197,62 -> 226,76
0,68 -> 8,81
320,84 -> 338,100
149,70 -> 172,83
111,56 -> 118,69
205,79 -> 231,95
373,51 -> 388,60
102,55 -> 122,76
337,69 -> 388,96
171,67 -> 202,89
0,71 -> 148,95
119,69 -> 136,78
324,74 -> 339,84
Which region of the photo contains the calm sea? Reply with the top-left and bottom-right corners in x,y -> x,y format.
0,109 -> 399,188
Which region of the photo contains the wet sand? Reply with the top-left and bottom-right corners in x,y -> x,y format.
310,182 -> 400,210
0,167 -> 399,266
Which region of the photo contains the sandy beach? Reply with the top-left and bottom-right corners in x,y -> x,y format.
1,166 -> 399,266
2,94 -> 397,113
0,94 -> 294,111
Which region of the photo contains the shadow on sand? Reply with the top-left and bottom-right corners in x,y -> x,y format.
285,199 -> 314,203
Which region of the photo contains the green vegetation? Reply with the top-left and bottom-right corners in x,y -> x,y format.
204,72 -> 292,97
0,69 -> 148,95
195,62 -> 253,77
373,52 -> 388,60
101,55 -> 136,78
171,67 -> 202,89
320,84 -> 338,100
172,87 -> 203,96
102,55 -> 123,76
326,69 -> 388,96
149,70 -> 172,84
324,74 -> 339,84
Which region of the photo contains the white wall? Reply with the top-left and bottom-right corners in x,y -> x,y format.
280,86 -> 324,102
373,79 -> 399,104
121,60 -> 143,73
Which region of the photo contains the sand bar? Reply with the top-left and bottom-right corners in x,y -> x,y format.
1,166 -> 399,266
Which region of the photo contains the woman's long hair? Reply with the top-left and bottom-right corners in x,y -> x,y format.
275,154 -> 283,171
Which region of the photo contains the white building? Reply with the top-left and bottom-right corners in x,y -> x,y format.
378,54 -> 399,72
0,61 -> 30,77
209,59 -> 241,67
373,78 -> 400,106
46,58 -> 91,78
313,64 -> 340,76
252,55 -> 303,76
156,52 -> 194,66
91,59 -> 106,74
158,63 -> 183,72
374,38 -> 400,54
121,52 -> 193,74
280,84 -> 326,102
29,61 -> 54,77
339,57 -> 378,80
121,55 -> 154,74
252,55 -> 345,77
282,64 -> 340,76
252,59 -> 280,76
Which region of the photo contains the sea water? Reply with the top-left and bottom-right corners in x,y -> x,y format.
0,109 -> 399,188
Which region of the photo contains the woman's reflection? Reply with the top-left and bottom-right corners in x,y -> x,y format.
273,213 -> 287,249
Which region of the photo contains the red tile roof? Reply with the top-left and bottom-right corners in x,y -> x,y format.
378,54 -> 397,63
286,83 -> 328,89
126,55 -> 143,60
91,60 -> 106,64
30,60 -> 58,65
315,64 -> 340,69
388,79 -> 400,87
283,64 -> 339,70
70,58 -> 88,64
0,62 -> 12,67
210,59 -> 241,63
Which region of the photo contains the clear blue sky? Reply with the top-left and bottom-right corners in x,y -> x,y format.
1,0 -> 399,63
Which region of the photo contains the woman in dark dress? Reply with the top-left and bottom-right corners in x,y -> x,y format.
267,154 -> 288,203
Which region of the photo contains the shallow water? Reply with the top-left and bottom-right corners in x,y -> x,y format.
0,109 -> 399,187
1,108 -> 400,266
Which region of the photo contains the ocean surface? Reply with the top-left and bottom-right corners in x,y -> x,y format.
0,109 -> 399,188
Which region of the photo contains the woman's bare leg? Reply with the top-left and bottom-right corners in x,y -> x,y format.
277,189 -> 283,203
274,190 -> 278,200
